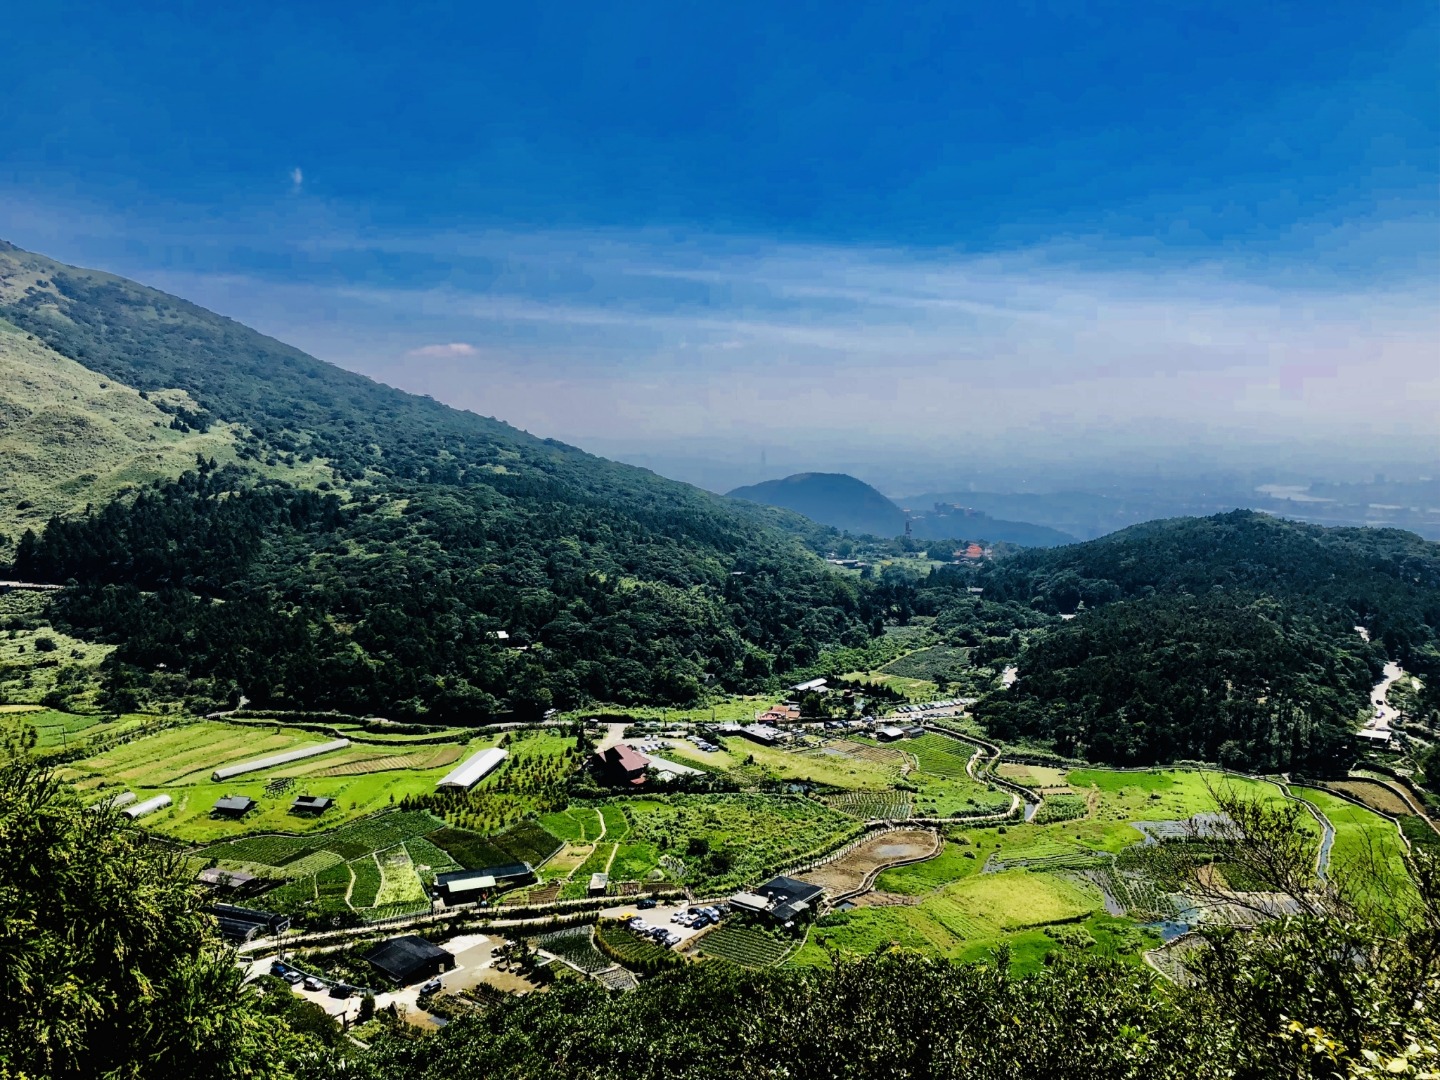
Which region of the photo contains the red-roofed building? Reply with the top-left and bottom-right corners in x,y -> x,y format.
593,744 -> 651,786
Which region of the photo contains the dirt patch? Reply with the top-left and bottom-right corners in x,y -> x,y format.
826,740 -> 906,767
798,829 -> 939,897
1328,780 -> 1414,817
848,890 -> 919,908
997,762 -> 1068,788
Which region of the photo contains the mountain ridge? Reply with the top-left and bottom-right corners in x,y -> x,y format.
0,241 -> 871,718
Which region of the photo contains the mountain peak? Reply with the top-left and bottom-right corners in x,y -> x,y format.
728,472 -> 906,538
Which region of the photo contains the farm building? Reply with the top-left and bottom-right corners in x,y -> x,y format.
434,862 -> 535,903
1356,728 -> 1393,745
756,704 -> 801,724
593,744 -> 650,786
211,738 -> 351,781
434,869 -> 497,904
211,795 -> 256,819
729,876 -> 825,926
875,726 -> 907,742
90,791 -> 137,812
290,794 -> 333,815
123,794 -> 172,819
790,678 -> 828,694
737,724 -> 786,746
210,904 -> 289,944
588,872 -> 609,896
436,747 -> 509,790
362,935 -> 455,985
197,867 -> 259,894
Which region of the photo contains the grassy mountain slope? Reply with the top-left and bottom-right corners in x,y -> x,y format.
729,472 -> 907,538
0,241 -> 868,718
0,316 -> 334,554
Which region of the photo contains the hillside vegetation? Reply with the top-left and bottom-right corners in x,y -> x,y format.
0,319 -> 242,551
0,242 -> 869,718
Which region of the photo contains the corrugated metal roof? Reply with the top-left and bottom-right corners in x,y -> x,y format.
436,747 -> 509,789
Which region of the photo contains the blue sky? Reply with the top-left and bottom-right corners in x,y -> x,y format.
2,1 -> 1436,487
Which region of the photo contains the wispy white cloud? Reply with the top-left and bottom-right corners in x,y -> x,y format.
405,341 -> 478,358
1,189 -> 1433,472
290,167 -> 304,191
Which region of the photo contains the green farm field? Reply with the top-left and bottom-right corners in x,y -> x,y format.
1292,786 -> 1415,905
727,737 -> 902,789
1,707 -> 152,751
64,719 -> 501,841
623,794 -> 858,893
793,768 -> 1337,972
66,721 -> 329,786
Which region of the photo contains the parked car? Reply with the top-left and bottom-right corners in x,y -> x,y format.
419,978 -> 443,995
270,962 -> 289,977
302,977 -> 324,992
637,897 -> 657,909
281,971 -> 303,985
329,984 -> 355,999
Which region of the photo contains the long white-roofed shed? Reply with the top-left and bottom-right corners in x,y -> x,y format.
124,794 -> 172,819
437,747 -> 508,790
211,738 -> 351,781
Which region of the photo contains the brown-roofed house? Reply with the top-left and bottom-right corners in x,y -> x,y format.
593,744 -> 650,786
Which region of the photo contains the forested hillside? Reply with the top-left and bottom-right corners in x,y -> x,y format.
965,512 -> 1440,767
835,511 -> 1440,770
0,242 -> 869,717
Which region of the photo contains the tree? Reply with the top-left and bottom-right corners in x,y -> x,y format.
0,750 -> 313,1079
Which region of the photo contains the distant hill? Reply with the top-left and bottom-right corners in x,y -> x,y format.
727,473 -> 1075,546
903,504 -> 1075,547
728,473 -> 907,538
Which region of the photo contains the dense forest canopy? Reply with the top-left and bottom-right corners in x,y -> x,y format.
869,512 -> 1440,769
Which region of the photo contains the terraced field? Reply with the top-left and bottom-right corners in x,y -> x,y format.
534,927 -> 608,973
908,733 -> 977,779
822,790 -> 912,820
71,722 -> 323,787
309,744 -> 464,776
696,925 -> 792,968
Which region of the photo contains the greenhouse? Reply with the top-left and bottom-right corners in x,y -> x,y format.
210,738 -> 351,781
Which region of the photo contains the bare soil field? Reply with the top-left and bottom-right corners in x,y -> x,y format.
1326,779 -> 1414,818
997,763 -> 1069,789
823,739 -> 906,766
798,829 -> 939,898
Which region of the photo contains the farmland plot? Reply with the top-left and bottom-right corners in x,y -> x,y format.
374,846 -> 427,906
798,829 -> 938,897
535,927 -> 608,973
696,925 -> 793,967
822,790 -> 912,820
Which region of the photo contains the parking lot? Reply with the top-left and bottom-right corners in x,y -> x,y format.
596,898 -> 725,948
258,932 -> 509,1026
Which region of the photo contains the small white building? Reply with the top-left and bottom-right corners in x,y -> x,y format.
436,747 -> 509,790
